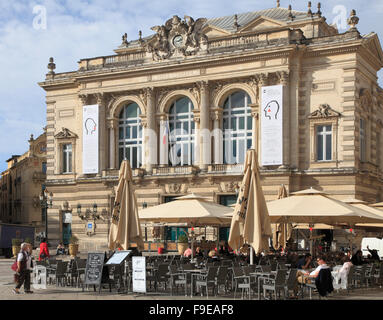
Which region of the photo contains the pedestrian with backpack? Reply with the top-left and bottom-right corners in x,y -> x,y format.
38,238 -> 50,261
13,243 -> 34,294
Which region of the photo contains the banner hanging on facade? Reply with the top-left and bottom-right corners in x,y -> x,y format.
260,85 -> 283,166
83,104 -> 99,174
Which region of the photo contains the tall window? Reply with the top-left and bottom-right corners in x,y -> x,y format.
222,91 -> 252,164
62,144 -> 72,173
118,103 -> 142,169
316,125 -> 332,161
360,118 -> 366,162
168,97 -> 195,166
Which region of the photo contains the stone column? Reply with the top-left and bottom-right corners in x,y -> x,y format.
199,81 -> 211,171
96,93 -> 107,175
140,116 -> 147,169
250,104 -> 259,153
279,71 -> 290,169
107,118 -> 118,169
211,108 -> 223,164
145,87 -> 157,173
158,114 -> 168,166
192,111 -> 201,166
258,74 -> 268,164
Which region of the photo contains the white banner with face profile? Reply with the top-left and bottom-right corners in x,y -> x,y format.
260,85 -> 283,166
83,104 -> 99,174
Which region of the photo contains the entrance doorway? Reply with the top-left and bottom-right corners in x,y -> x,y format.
62,223 -> 72,245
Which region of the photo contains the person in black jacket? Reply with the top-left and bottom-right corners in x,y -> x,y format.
314,256 -> 334,297
351,250 -> 365,265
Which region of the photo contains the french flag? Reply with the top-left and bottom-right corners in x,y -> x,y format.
163,120 -> 169,145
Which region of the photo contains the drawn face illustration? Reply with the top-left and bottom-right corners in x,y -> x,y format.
263,100 -> 280,120
85,118 -> 97,135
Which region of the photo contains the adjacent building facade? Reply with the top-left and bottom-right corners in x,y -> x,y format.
0,132 -> 47,233
38,4 -> 383,251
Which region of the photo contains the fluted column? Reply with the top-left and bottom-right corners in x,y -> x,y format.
145,87 -> 157,173
107,118 -> 118,169
199,81 -> 211,171
96,93 -> 107,175
192,111 -> 200,166
279,71 -> 290,168
211,108 -> 223,164
158,114 -> 168,166
250,104 -> 259,153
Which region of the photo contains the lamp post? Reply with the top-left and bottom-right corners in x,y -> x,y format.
39,187 -> 53,244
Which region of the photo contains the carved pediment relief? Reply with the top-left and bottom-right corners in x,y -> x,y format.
309,104 -> 341,119
54,127 -> 78,139
239,16 -> 285,33
145,15 -> 208,61
202,25 -> 231,38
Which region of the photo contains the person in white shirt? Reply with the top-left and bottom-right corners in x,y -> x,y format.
13,243 -> 33,294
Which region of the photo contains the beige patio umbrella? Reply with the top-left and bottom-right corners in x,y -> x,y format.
267,188 -> 383,225
272,184 -> 292,250
138,193 -> 232,226
228,149 -> 272,255
108,160 -> 144,251
342,199 -> 383,230
267,188 -> 383,254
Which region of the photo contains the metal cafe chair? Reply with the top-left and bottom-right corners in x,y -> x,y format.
215,266 -> 229,295
284,268 -> 298,299
232,267 -> 253,300
168,265 -> 188,296
263,269 -> 287,300
195,266 -> 218,298
155,264 -> 170,292
55,260 -> 68,287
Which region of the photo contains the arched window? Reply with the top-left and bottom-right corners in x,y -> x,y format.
222,91 -> 252,164
118,103 -> 142,169
168,97 -> 195,166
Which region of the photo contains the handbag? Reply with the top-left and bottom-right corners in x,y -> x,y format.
11,261 -> 18,272
40,252 -> 47,259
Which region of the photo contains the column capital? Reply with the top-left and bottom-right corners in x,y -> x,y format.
140,115 -> 148,128
156,113 -> 168,122
277,71 -> 290,86
95,92 -> 106,106
192,110 -> 201,124
79,94 -> 89,105
107,118 -> 118,129
258,73 -> 269,87
210,107 -> 223,121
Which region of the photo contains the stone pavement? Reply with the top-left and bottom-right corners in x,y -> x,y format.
1,258 -> 382,300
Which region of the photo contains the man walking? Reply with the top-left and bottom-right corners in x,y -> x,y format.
13,243 -> 34,294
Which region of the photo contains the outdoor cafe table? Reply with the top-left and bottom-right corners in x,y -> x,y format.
183,269 -> 207,297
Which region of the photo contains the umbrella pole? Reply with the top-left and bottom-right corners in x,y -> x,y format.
310,228 -> 313,256
250,246 -> 254,265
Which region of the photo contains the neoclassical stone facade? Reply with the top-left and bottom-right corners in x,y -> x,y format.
39,4 -> 383,251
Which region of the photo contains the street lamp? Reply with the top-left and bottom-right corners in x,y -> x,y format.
92,203 -> 99,220
39,188 -> 53,243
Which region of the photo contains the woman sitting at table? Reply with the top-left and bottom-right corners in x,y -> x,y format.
195,247 -> 204,257
333,256 -> 353,290
207,249 -> 220,262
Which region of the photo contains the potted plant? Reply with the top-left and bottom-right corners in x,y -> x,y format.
12,239 -> 22,257
177,234 -> 189,255
68,235 -> 79,257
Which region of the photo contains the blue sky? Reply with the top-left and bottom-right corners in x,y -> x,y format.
0,0 -> 383,173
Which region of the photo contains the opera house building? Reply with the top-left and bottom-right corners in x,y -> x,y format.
39,3 -> 383,251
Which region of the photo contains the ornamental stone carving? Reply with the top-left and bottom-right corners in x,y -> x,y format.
54,127 -> 78,139
145,15 -> 208,61
309,104 -> 341,119
167,183 -> 182,194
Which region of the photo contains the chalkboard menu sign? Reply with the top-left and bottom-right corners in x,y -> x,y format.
84,252 -> 105,286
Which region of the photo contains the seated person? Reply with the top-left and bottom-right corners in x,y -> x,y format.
367,245 -> 380,262
297,256 -> 329,284
183,247 -> 192,258
56,242 -> 66,255
334,256 -> 353,289
351,250 -> 365,265
297,253 -> 313,270
208,249 -> 220,262
195,246 -> 204,257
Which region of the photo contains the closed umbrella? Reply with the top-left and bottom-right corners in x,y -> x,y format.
272,184 -> 292,250
228,149 -> 272,255
108,160 -> 144,250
